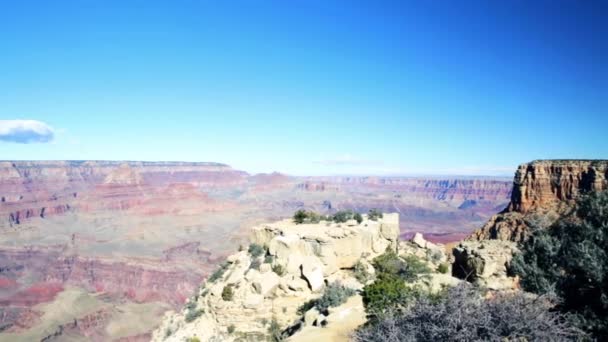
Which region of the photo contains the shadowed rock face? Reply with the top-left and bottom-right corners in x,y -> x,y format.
0,161 -> 511,340
469,160 -> 608,242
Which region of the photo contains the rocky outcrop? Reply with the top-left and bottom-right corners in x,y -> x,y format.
470,160 -> 608,242
452,240 -> 518,290
151,214 -> 400,342
151,214 -> 464,342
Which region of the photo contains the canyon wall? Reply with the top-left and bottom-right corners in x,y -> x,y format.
469,160 -> 608,242
0,160 -> 511,340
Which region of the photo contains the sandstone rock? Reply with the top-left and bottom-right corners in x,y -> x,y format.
469,160 -> 608,242
412,232 -> 427,248
304,308 -> 320,326
252,271 -> 280,297
287,275 -> 309,292
452,240 -> 518,290
153,213 -> 400,342
301,256 -> 325,292
243,293 -> 264,309
259,263 -> 272,273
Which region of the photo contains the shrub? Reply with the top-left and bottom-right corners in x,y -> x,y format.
227,324 -> 236,334
272,264 -> 285,276
354,212 -> 363,224
354,284 -> 584,341
368,208 -> 383,221
353,260 -> 373,284
208,262 -> 229,283
248,243 -> 265,258
510,190 -> 608,339
187,337 -> 201,342
437,263 -> 450,274
222,285 -> 234,301
297,282 -> 356,315
293,210 -> 321,224
185,308 -> 204,323
249,258 -> 261,271
371,249 -> 430,282
315,282 -> 356,313
264,255 -> 274,264
362,275 -> 424,316
332,210 -> 355,223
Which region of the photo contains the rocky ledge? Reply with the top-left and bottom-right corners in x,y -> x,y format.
151,213 -> 455,342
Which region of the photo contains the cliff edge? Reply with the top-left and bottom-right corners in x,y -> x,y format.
469,160 -> 608,242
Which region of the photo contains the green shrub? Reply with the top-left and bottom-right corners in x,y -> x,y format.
187,337 -> 201,342
437,263 -> 450,274
249,258 -> 261,270
511,190 -> 608,339
315,282 -> 356,313
227,324 -> 236,334
248,243 -> 265,258
222,285 -> 234,301
362,274 -> 424,316
264,255 -> 275,264
354,212 -> 363,224
185,308 -> 204,323
297,282 -> 356,315
208,262 -> 229,283
272,264 -> 285,276
293,210 -> 321,224
368,209 -> 383,221
332,210 -> 355,223
353,260 -> 373,284
372,249 -> 429,282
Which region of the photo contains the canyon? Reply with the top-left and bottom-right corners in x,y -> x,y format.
0,161 -> 511,341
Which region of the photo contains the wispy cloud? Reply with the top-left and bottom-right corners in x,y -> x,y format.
0,120 -> 55,143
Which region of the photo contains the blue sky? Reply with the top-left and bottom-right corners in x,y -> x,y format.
0,1 -> 606,176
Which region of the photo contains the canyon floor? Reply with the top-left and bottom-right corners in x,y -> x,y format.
0,161 -> 511,341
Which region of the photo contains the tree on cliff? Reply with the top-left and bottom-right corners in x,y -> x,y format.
511,190 -> 608,339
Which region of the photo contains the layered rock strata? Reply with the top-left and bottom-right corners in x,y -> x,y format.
470,160 -> 608,242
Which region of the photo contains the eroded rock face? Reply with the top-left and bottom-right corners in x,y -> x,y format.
470,160 -> 608,242
151,214 -> 399,342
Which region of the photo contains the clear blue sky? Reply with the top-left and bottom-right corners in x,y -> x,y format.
0,1 -> 606,176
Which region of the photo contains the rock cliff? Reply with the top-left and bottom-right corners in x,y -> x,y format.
453,160 -> 608,290
152,213 -> 460,342
469,160 -> 608,242
151,214 -> 400,341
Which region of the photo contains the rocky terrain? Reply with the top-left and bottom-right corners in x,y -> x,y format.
454,159 -> 608,290
152,213 -> 457,342
0,161 -> 510,340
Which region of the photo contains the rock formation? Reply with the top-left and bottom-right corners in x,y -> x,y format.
454,160 -> 608,290
152,214 -> 460,342
469,160 -> 608,242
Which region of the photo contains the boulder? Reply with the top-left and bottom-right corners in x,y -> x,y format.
304,308 -> 320,326
252,271 -> 280,297
411,232 -> 427,248
301,256 -> 325,292
452,240 -> 518,290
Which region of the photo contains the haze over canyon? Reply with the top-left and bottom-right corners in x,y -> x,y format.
0,160 -> 511,341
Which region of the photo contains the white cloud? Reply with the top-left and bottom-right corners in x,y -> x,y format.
0,120 -> 55,143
